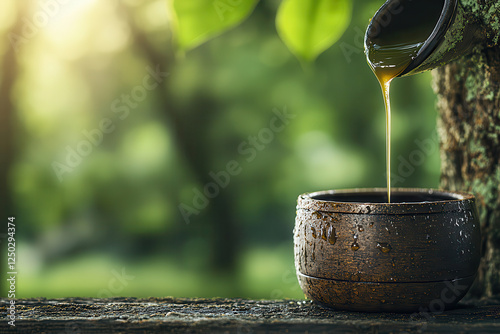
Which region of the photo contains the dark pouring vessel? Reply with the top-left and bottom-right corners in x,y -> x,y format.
294,188 -> 481,312
365,0 -> 482,77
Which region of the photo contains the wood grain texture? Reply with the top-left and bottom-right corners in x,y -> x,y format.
298,273 -> 475,312
0,298 -> 499,333
294,189 -> 481,311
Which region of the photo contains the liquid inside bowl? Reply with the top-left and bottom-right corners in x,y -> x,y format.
312,191 -> 462,204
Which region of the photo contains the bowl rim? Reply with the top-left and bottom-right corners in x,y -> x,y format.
297,188 -> 475,215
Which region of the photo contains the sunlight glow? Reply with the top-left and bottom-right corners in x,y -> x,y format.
0,1 -> 17,33
41,0 -> 99,22
40,0 -> 129,59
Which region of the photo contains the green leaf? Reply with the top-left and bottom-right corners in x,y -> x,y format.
171,0 -> 259,51
276,0 -> 352,62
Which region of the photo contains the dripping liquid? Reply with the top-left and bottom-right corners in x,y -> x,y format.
364,0 -> 445,203
366,43 -> 422,203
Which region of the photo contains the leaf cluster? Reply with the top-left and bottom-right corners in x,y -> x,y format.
171,0 -> 353,62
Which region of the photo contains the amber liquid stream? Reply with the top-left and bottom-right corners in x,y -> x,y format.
365,42 -> 424,203
363,0 -> 447,202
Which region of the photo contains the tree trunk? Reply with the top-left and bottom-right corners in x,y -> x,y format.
433,0 -> 500,298
119,4 -> 239,273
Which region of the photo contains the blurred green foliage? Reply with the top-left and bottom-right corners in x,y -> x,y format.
173,0 -> 353,62
172,0 -> 259,51
0,0 -> 439,299
276,0 -> 352,62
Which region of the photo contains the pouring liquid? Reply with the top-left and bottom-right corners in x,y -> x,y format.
364,0 -> 446,203
365,42 -> 423,203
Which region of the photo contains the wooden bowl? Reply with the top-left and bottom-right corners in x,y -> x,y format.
294,188 -> 481,312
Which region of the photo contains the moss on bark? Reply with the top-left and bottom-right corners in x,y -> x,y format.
433,1 -> 500,297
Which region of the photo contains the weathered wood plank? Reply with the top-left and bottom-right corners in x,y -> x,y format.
1,298 -> 499,333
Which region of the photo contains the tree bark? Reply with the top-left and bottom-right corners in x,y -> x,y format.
433,0 -> 500,299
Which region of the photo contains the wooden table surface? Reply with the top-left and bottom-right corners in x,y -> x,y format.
1,297 -> 499,333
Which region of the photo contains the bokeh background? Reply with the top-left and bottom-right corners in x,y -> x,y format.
1,0 -> 439,298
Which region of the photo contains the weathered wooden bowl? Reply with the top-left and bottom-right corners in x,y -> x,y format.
294,188 -> 481,312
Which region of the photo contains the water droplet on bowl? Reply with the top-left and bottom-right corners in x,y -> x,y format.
321,226 -> 327,241
377,242 -> 392,253
328,225 -> 337,245
311,226 -> 317,239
